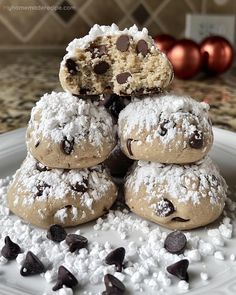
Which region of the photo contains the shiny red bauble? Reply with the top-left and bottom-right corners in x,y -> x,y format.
200,36 -> 234,75
167,39 -> 202,79
154,34 -> 176,54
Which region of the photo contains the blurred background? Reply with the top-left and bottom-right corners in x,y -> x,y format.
0,0 -> 236,133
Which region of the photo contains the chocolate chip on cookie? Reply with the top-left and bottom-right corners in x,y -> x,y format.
35,181 -> 50,197
88,44 -> 107,58
47,224 -> 67,243
159,120 -> 168,136
71,178 -> 88,193
167,259 -> 189,281
103,273 -> 126,295
20,251 -> 45,277
53,265 -> 78,291
189,130 -> 203,149
126,139 -> 134,156
66,234 -> 88,253
105,247 -> 125,272
136,39 -> 148,57
116,72 -> 131,84
156,198 -> 175,217
35,141 -> 40,148
35,162 -> 50,172
1,236 -> 21,260
164,231 -> 187,255
93,61 -> 110,75
116,35 -> 130,52
65,59 -> 78,75
61,136 -> 75,155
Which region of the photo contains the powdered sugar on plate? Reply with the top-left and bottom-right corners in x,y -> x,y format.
118,95 -> 212,145
125,157 -> 227,205
28,92 -> 115,147
0,177 -> 236,294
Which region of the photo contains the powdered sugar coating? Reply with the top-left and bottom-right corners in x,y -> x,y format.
28,91 -> 115,146
126,157 -> 227,205
65,24 -> 155,58
118,95 -> 211,145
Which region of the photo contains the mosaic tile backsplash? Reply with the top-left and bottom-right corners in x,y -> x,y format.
0,0 -> 235,48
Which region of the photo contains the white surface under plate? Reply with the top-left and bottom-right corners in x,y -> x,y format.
0,127 -> 236,295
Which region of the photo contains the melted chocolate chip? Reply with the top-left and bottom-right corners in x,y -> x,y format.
103,273 -> 126,295
61,136 -> 75,155
35,181 -> 50,197
126,139 -> 133,156
159,120 -> 168,136
71,178 -> 88,193
105,247 -> 125,272
116,35 -> 130,52
20,251 -> 45,277
35,162 -> 50,172
189,130 -> 203,149
66,234 -> 88,253
53,265 -> 78,291
88,44 -> 107,58
93,61 -> 110,75
116,72 -> 131,84
166,259 -> 189,281
136,39 -> 149,56
172,217 -> 190,222
1,236 -> 21,260
47,224 -> 67,243
156,198 -> 175,217
164,231 -> 187,255
35,141 -> 40,148
65,59 -> 78,75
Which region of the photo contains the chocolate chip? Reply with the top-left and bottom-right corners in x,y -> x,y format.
66,234 -> 88,253
47,224 -> 67,243
116,35 -> 130,52
166,259 -> 189,281
71,178 -> 88,193
126,139 -> 133,156
116,72 -> 131,84
189,130 -> 203,149
80,88 -> 90,95
93,61 -> 110,75
61,136 -> 75,155
159,120 -> 168,136
35,141 -> 40,148
1,236 -> 21,260
53,265 -> 78,291
136,39 -> 149,56
172,217 -> 190,222
88,44 -> 107,58
65,59 -> 78,75
105,247 -> 125,272
164,231 -> 187,255
35,181 -> 50,197
103,273 -> 126,295
35,162 -> 50,172
156,198 -> 175,217
20,251 -> 45,276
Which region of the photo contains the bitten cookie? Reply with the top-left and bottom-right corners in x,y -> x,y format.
118,95 -> 213,164
7,155 -> 117,228
26,92 -> 116,169
59,24 -> 173,96
125,157 -> 227,230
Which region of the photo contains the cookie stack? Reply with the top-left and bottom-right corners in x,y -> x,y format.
118,95 -> 227,230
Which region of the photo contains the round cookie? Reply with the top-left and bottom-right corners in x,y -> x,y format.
26,92 -> 116,169
125,157 -> 227,230
7,155 -> 117,228
59,24 -> 173,96
118,95 -> 213,164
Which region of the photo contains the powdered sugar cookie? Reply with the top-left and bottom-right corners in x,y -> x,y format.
125,157 -> 227,230
118,95 -> 213,164
7,155 -> 117,228
26,92 -> 116,169
59,24 -> 173,96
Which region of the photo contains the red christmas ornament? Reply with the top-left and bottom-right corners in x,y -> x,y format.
167,39 -> 202,79
154,34 -> 176,54
200,36 -> 234,75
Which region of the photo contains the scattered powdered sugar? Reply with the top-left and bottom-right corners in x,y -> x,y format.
125,157 -> 227,205
118,95 -> 212,145
28,91 -> 115,147
10,154 -> 114,212
0,177 -> 235,294
65,24 -> 155,57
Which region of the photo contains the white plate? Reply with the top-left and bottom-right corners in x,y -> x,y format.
0,127 -> 236,295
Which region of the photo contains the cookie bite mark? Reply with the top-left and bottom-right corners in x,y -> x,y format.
65,58 -> 78,75
61,136 -> 75,155
189,130 -> 203,149
116,35 -> 130,52
136,39 -> 149,57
